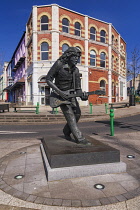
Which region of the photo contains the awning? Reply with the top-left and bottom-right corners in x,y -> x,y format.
3,85 -> 12,91
12,57 -> 25,72
9,77 -> 25,91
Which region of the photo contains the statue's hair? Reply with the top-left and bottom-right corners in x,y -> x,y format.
58,47 -> 81,64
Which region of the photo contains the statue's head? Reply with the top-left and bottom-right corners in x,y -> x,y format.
59,47 -> 81,65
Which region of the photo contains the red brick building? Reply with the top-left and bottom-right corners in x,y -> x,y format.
26,4 -> 127,106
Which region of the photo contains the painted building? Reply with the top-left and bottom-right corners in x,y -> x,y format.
0,62 -> 9,101
25,4 -> 127,106
4,32 -> 26,103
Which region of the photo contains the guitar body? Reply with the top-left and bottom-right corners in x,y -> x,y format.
50,91 -> 71,108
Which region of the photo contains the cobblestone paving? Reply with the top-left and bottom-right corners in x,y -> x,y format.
0,142 -> 140,208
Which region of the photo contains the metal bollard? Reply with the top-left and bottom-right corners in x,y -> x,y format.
89,103 -> 93,114
55,107 -> 58,114
36,102 -> 39,114
110,109 -> 114,136
105,103 -> 108,114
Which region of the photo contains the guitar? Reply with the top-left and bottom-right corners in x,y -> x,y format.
49,89 -> 105,108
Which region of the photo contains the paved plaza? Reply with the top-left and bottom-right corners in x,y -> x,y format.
0,103 -> 140,209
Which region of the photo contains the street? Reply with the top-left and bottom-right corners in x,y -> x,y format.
0,114 -> 139,141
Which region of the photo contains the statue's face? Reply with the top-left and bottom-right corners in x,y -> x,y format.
68,53 -> 80,67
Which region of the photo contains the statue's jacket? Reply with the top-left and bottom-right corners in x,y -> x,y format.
46,60 -> 81,91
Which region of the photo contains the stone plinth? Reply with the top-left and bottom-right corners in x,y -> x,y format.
40,136 -> 126,181
41,136 -> 120,168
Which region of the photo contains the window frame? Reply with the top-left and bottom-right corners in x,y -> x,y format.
62,18 -> 69,33
100,52 -> 106,68
100,30 -> 106,43
40,42 -> 49,60
62,44 -> 69,54
40,15 -> 49,31
100,80 -> 106,91
90,50 -> 96,66
90,27 -> 96,41
74,22 -> 81,36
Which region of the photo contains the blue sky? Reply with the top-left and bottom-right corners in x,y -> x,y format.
0,0 -> 140,65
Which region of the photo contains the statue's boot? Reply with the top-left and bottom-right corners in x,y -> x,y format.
63,128 -> 72,141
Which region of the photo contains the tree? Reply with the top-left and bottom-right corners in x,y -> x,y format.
127,48 -> 140,93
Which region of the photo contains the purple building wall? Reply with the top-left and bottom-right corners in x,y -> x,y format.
12,33 -> 26,103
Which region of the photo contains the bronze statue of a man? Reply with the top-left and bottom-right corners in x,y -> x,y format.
46,47 -> 90,145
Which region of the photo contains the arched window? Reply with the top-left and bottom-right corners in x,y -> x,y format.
62,44 -> 69,53
100,80 -> 106,91
76,46 -> 81,63
112,55 -> 114,70
90,27 -> 96,40
90,50 -> 96,66
41,16 -> 49,30
41,42 -> 49,60
100,52 -> 106,67
112,35 -> 114,45
100,30 -> 106,43
121,61 -> 124,71
116,58 -> 119,72
116,39 -> 118,49
62,18 -> 69,33
75,22 -> 81,36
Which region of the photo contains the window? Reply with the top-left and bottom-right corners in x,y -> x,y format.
121,62 -> 124,71
90,50 -> 96,66
112,55 -> 114,70
112,35 -> 114,45
100,52 -> 106,68
41,16 -> 49,30
100,80 -> 106,91
62,44 -> 69,53
116,39 -> 118,49
76,47 -> 81,64
62,18 -> 69,33
112,82 -> 115,96
41,42 -> 49,60
100,30 -> 106,43
90,27 -> 96,40
75,22 -> 81,36
116,58 -> 118,72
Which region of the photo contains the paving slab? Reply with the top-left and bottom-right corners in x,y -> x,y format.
0,143 -> 139,208
0,104 -> 140,209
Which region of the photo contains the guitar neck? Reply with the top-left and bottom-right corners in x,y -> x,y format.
67,90 -> 105,98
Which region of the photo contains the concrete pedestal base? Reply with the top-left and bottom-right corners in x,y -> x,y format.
41,135 -> 120,168
40,143 -> 126,182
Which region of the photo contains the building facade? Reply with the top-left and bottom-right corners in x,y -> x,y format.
25,4 -> 127,106
4,32 -> 26,103
0,62 -> 9,101
4,4 -> 127,106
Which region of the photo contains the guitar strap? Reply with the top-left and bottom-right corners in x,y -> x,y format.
73,71 -> 76,92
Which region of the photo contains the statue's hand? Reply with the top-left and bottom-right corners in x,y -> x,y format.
58,90 -> 69,100
81,91 -> 88,101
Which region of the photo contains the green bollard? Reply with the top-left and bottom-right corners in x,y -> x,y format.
110,109 -> 114,136
105,103 -> 108,114
36,102 -> 39,114
55,107 -> 58,114
89,103 -> 93,114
